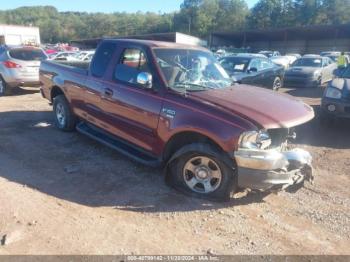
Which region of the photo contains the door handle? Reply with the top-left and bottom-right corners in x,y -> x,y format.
104,88 -> 113,97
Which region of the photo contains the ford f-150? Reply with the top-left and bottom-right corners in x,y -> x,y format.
40,39 -> 315,201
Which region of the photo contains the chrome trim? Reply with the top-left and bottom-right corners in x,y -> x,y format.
234,148 -> 313,191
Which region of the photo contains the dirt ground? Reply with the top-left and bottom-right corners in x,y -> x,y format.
0,86 -> 349,255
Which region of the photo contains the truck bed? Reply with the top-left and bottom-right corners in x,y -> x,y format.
40,60 -> 90,101
49,60 -> 90,72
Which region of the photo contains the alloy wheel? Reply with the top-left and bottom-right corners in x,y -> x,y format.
55,103 -> 66,127
183,156 -> 222,194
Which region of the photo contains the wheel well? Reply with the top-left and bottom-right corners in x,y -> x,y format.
51,86 -> 64,101
163,131 -> 224,162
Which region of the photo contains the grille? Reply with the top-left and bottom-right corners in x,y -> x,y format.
267,128 -> 289,148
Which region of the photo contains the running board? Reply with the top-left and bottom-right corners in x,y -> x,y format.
76,122 -> 162,167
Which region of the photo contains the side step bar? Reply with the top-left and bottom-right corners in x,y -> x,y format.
76,122 -> 162,167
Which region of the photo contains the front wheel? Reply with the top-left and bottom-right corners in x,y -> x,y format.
272,77 -> 282,91
53,95 -> 77,132
167,144 -> 237,201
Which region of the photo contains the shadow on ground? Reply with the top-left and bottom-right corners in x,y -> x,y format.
0,108 -> 349,213
0,110 -> 272,213
8,86 -> 40,96
284,86 -> 324,99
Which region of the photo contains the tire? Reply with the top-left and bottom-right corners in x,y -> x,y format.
272,77 -> 282,91
167,143 -> 237,202
0,76 -> 11,96
53,95 -> 77,132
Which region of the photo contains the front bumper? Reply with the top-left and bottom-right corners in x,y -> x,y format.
321,97 -> 350,119
284,75 -> 318,88
234,148 -> 313,191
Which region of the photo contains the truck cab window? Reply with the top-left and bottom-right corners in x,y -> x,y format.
90,42 -> 116,78
114,48 -> 150,85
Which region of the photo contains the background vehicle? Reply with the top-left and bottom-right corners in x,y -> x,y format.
270,55 -> 297,69
258,50 -> 281,58
75,50 -> 95,61
284,56 -> 337,88
219,54 -> 284,90
0,45 -> 47,96
40,39 -> 314,201
320,51 -> 341,62
286,53 -> 302,59
321,66 -> 350,123
48,51 -> 78,61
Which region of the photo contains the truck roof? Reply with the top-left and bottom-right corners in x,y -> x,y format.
103,38 -> 209,51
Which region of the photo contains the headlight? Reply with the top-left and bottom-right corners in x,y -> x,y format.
238,130 -> 271,150
325,87 -> 342,99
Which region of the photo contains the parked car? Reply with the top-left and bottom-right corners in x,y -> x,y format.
75,50 -> 95,61
0,45 -> 47,96
320,51 -> 341,62
48,51 -> 79,61
284,56 -> 337,88
270,55 -> 297,69
219,54 -> 284,90
40,39 -> 314,201
286,53 -> 302,59
321,66 -> 350,123
258,50 -> 281,58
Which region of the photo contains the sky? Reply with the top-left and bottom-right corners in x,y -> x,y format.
0,0 -> 259,13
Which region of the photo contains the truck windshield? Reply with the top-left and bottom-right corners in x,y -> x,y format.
153,48 -> 232,91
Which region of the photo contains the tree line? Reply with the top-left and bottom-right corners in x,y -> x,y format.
0,0 -> 349,43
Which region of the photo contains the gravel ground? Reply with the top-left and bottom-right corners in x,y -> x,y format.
0,86 -> 349,255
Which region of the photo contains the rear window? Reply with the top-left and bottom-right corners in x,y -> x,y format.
9,48 -> 47,61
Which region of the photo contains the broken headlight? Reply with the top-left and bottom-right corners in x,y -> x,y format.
238,130 -> 272,150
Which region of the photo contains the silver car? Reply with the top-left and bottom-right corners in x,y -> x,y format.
284,56 -> 337,88
0,46 -> 47,96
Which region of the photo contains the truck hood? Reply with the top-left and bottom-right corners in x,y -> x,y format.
190,85 -> 315,129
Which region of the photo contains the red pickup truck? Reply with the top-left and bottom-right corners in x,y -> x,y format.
40,39 -> 314,201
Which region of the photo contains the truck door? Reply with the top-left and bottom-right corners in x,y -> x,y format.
82,41 -> 118,128
99,46 -> 164,153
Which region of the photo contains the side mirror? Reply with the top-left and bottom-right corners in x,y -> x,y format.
248,67 -> 258,73
137,72 -> 153,89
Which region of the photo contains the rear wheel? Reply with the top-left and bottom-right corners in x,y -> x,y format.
167,144 -> 236,202
0,76 -> 11,96
272,77 -> 282,91
53,95 -> 77,131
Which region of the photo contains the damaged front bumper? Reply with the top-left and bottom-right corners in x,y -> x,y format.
234,148 -> 313,191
